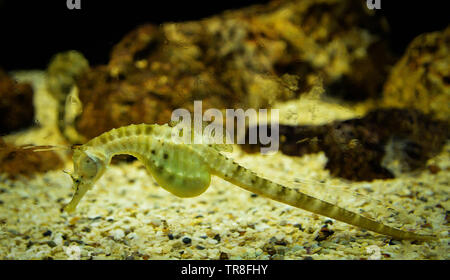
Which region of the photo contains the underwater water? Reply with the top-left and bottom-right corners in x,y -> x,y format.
0,1 -> 448,260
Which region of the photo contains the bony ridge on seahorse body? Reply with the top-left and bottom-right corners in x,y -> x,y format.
63,123 -> 436,241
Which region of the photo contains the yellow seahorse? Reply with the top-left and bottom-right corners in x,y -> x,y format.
63,123 -> 436,241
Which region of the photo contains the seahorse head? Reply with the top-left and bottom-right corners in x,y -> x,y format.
63,147 -> 107,213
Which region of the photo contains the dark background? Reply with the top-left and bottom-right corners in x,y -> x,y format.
0,0 -> 447,71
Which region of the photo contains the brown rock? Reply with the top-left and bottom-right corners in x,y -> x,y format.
0,69 -> 35,134
382,26 -> 450,121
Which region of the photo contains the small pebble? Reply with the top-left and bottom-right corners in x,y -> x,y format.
292,245 -> 304,252
182,237 -> 192,244
264,245 -> 276,256
207,239 -> 219,245
219,252 -> 229,260
112,229 -> 125,240
54,234 -> 64,246
293,223 -> 304,231
274,240 -> 287,246
213,234 -> 221,242
315,226 -> 334,241
151,218 -> 162,227
82,226 -> 91,233
8,229 -> 19,235
69,216 -> 80,225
